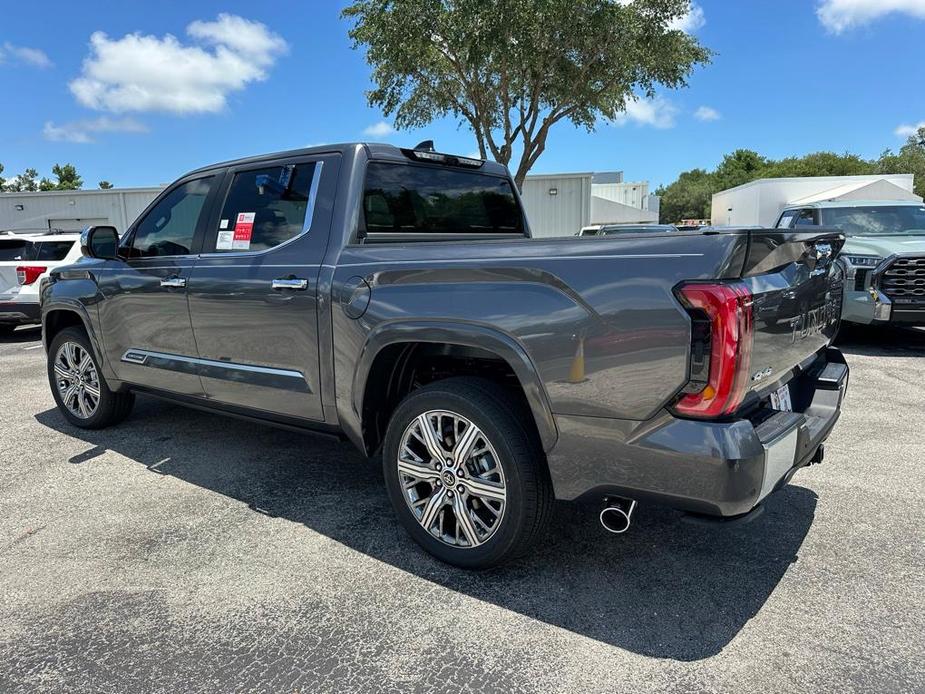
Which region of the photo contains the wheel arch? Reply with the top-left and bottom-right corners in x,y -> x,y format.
351,321 -> 558,457
42,302 -> 119,387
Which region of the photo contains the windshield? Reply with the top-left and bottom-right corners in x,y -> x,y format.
820,205 -> 925,236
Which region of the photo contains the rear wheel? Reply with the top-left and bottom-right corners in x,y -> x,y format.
47,327 -> 134,429
382,377 -> 553,569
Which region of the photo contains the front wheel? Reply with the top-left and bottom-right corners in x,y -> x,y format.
47,327 -> 135,429
382,377 -> 553,569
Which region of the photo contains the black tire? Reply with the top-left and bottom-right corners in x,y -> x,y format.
47,326 -> 135,429
382,377 -> 553,569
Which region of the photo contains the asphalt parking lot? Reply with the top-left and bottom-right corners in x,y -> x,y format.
1,325 -> 923,693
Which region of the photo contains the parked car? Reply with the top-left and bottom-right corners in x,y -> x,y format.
0,231 -> 82,335
578,223 -> 678,236
776,200 -> 925,326
42,143 -> 848,568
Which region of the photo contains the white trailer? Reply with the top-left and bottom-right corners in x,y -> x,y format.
0,187 -> 164,235
711,174 -> 919,228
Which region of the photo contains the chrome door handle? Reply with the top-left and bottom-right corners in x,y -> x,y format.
272,277 -> 308,291
160,277 -> 186,288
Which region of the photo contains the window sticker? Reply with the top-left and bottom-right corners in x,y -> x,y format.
219,218 -> 229,229
216,230 -> 234,250
232,212 -> 255,250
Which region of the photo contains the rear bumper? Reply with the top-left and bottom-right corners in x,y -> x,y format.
0,300 -> 41,326
546,347 -> 848,517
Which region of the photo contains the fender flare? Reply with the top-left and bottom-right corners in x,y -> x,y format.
352,320 -> 558,452
42,300 -> 117,386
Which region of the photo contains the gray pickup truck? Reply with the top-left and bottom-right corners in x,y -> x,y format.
41,143 -> 849,568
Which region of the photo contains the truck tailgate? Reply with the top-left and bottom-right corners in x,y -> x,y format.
738,229 -> 845,396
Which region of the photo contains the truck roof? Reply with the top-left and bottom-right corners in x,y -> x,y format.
783,199 -> 925,210
187,142 -> 510,178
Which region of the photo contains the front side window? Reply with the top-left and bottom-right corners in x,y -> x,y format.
362,162 -> 525,237
212,163 -> 319,253
129,177 -> 215,257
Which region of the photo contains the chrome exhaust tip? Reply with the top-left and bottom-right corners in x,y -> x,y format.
599,498 -> 637,534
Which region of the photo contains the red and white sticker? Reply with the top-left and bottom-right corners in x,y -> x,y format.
232,212 -> 255,250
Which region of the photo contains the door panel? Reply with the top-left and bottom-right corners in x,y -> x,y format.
97,258 -> 202,395
97,173 -> 221,395
187,155 -> 338,422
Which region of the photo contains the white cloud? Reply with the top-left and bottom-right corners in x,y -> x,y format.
895,121 -> 925,138
43,116 -> 149,143
1,42 -> 52,68
817,0 -> 925,33
69,14 -> 287,115
612,96 -> 679,129
363,121 -> 395,137
669,3 -> 706,32
694,105 -> 721,122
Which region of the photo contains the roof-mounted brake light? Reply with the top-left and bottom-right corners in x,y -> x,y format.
400,143 -> 484,168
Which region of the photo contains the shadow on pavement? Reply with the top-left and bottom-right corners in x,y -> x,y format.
35,397 -> 818,662
836,324 -> 925,357
0,325 -> 42,344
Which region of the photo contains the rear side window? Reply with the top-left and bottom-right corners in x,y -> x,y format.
30,241 -> 75,261
362,162 -> 525,238
213,163 -> 320,253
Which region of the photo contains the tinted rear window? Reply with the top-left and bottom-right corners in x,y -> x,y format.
363,162 -> 524,237
0,239 -> 76,261
0,240 -> 28,261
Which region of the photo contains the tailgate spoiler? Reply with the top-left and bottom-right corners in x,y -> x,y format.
737,228 -> 845,278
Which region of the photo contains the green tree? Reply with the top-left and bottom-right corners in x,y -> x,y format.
344,0 -> 711,187
0,163 -> 5,190
98,180 -> 114,189
40,163 -> 83,191
878,127 -> 925,199
712,149 -> 769,191
765,151 -> 875,179
4,168 -> 40,192
656,168 -> 715,223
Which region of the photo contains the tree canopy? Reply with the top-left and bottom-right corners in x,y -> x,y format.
344,0 -> 711,187
1,163 -> 85,192
657,129 -> 925,223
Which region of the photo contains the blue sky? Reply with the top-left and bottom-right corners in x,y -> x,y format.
1,0 -> 923,189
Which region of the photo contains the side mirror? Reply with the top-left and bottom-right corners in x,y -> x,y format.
80,225 -> 120,260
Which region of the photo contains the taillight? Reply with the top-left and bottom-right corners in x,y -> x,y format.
16,266 -> 47,285
672,281 -> 754,419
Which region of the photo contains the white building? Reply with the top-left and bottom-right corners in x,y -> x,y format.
0,186 -> 164,235
711,174 -> 920,228
522,170 -> 659,237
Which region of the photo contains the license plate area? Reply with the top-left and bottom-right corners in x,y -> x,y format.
769,384 -> 793,412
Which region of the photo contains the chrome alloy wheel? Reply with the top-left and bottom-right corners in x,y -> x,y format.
54,342 -> 101,419
397,410 -> 507,548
